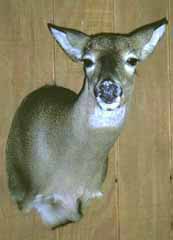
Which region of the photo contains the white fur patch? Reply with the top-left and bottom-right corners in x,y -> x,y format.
89,104 -> 126,129
32,191 -> 103,225
124,64 -> 136,75
50,28 -> 82,59
124,52 -> 137,75
34,201 -> 58,225
96,95 -> 121,111
84,190 -> 103,201
90,191 -> 103,198
141,24 -> 166,59
32,193 -> 74,225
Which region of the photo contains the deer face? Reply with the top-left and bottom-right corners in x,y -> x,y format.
82,35 -> 140,110
48,19 -> 167,111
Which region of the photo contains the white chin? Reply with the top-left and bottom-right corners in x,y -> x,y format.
96,96 -> 121,111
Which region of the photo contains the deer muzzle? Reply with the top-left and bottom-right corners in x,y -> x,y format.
94,79 -> 123,104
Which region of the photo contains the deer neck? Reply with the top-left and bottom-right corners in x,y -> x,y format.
71,78 -> 127,146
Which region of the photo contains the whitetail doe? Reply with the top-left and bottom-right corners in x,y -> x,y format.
6,19 -> 167,228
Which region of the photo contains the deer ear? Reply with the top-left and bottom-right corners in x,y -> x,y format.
48,24 -> 90,62
130,18 -> 168,60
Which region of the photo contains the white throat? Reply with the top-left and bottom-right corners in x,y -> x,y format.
89,104 -> 127,129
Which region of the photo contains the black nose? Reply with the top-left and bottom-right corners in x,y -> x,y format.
95,79 -> 123,104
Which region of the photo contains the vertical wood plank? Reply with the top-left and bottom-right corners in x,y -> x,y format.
169,0 -> 173,239
0,1 -> 56,239
116,1 -> 170,240
54,1 -> 119,239
1,1 -> 171,240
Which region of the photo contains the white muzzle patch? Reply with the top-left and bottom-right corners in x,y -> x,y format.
96,95 -> 121,111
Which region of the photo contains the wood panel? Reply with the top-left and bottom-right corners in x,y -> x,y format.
0,1 -> 56,240
53,1 -> 119,240
1,1 -> 172,240
170,0 -> 173,239
116,1 -> 170,240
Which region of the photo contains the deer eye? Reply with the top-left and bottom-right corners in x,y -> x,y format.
127,57 -> 138,66
83,59 -> 94,68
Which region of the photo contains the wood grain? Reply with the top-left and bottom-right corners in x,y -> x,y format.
116,1 -> 170,240
0,1 -> 56,240
0,1 -> 171,240
170,0 -> 173,239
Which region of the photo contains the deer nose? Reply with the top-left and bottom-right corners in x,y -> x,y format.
95,79 -> 123,104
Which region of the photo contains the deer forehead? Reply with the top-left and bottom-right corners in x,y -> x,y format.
84,36 -> 133,62
87,35 -> 130,50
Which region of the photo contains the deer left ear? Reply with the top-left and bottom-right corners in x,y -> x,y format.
130,18 -> 168,60
48,24 -> 90,62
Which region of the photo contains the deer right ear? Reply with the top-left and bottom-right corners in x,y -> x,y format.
48,24 -> 90,62
130,18 -> 168,60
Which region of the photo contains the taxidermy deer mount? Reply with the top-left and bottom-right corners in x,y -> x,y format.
6,18 -> 167,228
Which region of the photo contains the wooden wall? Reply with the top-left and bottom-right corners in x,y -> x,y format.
0,1 -> 172,239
